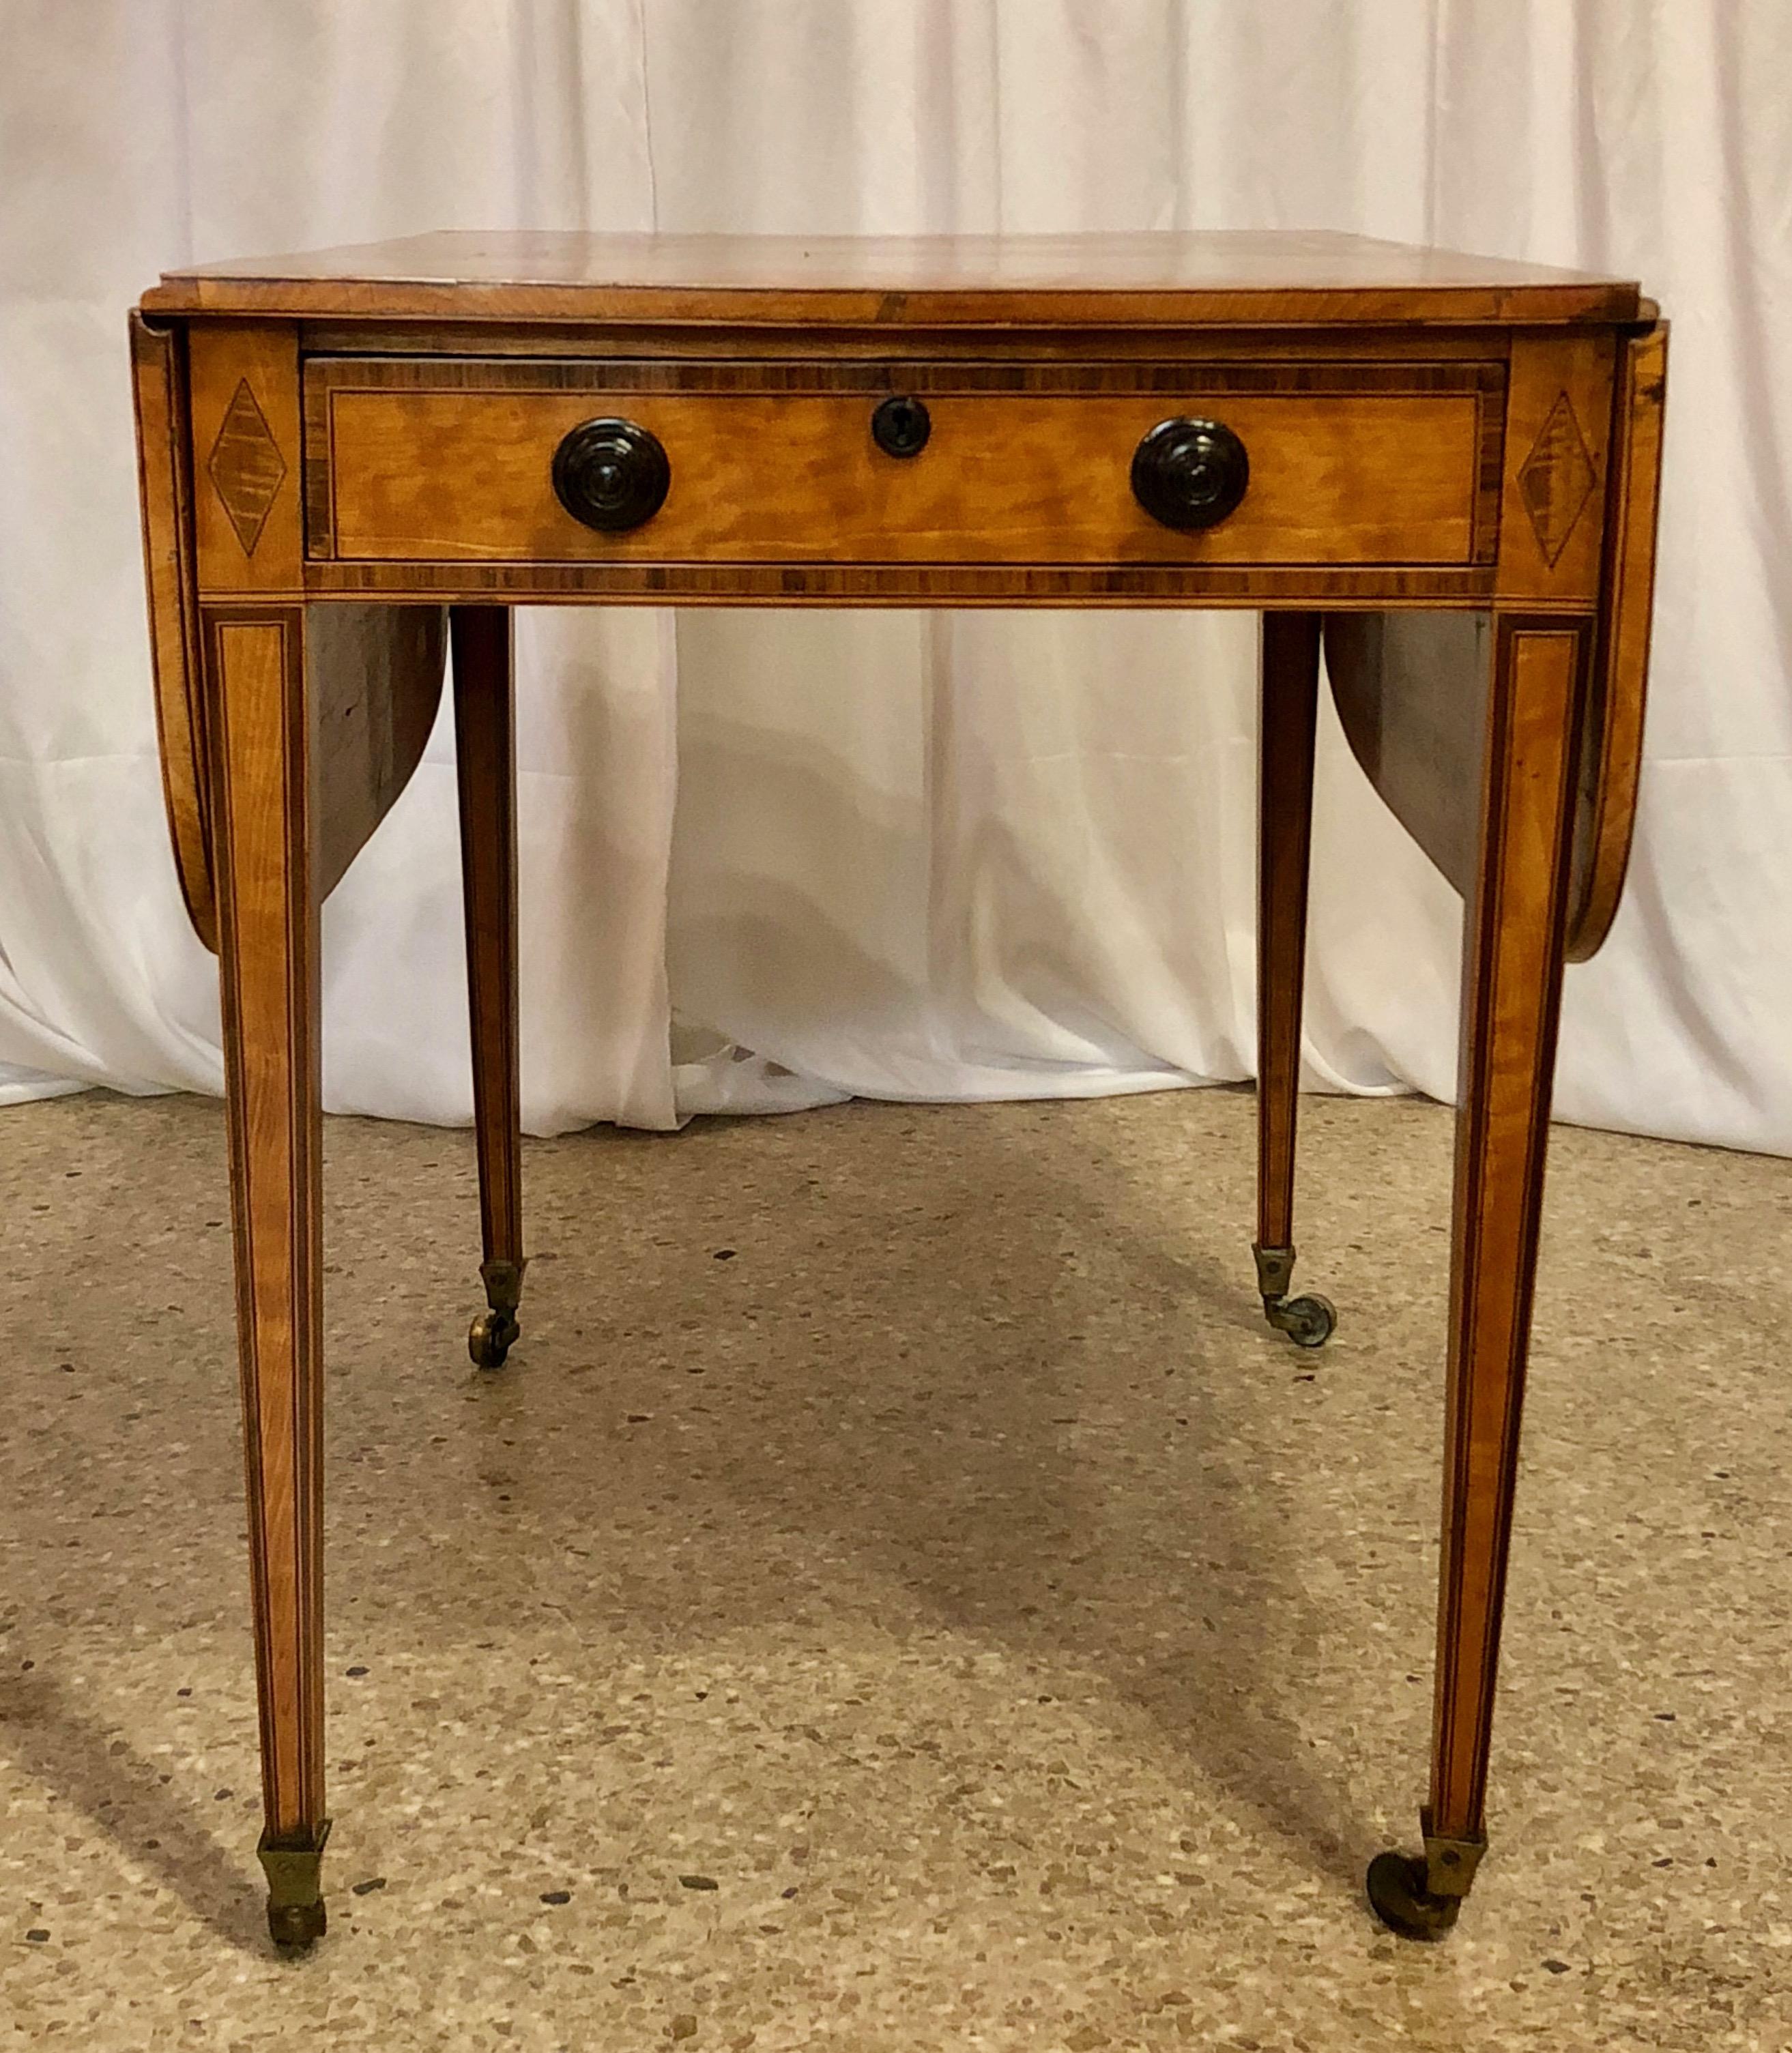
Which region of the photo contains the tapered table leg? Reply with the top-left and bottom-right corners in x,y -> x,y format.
207,605 -> 329,1948
1368,613 -> 1591,1939
1254,611 -> 1335,1349
452,606 -> 525,1369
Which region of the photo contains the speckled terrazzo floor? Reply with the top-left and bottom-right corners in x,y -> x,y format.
3,1086 -> 1790,2050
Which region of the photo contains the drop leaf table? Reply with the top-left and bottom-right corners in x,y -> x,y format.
130,230 -> 1666,1948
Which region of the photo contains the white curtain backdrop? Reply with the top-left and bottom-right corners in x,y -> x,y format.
2,1 -> 1789,1150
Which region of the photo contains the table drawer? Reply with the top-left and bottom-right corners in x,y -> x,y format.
304,358 -> 1505,570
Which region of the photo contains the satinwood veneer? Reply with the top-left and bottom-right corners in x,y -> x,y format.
131,230 -> 1666,1951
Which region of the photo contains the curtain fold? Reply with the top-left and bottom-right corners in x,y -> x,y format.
1,0 -> 1787,1150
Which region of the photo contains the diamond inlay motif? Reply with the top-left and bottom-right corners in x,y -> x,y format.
1517,392 -> 1597,568
207,378 -> 287,556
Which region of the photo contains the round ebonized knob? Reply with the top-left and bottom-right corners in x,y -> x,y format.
1130,416 -> 1249,532
551,417 -> 671,532
871,394 -> 931,458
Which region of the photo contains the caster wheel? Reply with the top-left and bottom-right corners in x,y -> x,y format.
1282,1293 -> 1336,1350
1365,1851 -> 1460,1940
267,1897 -> 328,1949
468,1308 -> 519,1370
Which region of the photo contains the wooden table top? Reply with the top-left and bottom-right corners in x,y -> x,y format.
143,229 -> 1639,327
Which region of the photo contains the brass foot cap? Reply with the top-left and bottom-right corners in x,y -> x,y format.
1252,1242 -> 1296,1300
258,1818 -> 328,1950
267,1897 -> 328,1949
1365,1852 -> 1461,1941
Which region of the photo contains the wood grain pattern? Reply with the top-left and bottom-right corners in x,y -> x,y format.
1325,397 -> 1662,953
1428,613 -> 1591,1846
309,605 -> 447,899
299,319 -> 1524,364
1256,613 -> 1321,1255
145,228 -> 1640,327
1565,321 -> 1668,961
130,313 -> 215,949
128,233 -> 1666,1940
452,609 -> 525,1305
303,558 -> 1501,609
188,323 -> 304,597
205,604 -> 326,1853
1496,332 -> 1617,605
307,357 -> 1499,571
1325,611 -> 1490,901
306,353 -> 1505,402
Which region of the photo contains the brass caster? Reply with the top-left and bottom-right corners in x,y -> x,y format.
267,1897 -> 328,1949
1365,1851 -> 1461,1941
468,1307 -> 519,1370
1267,1292 -> 1336,1350
1252,1243 -> 1336,1351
